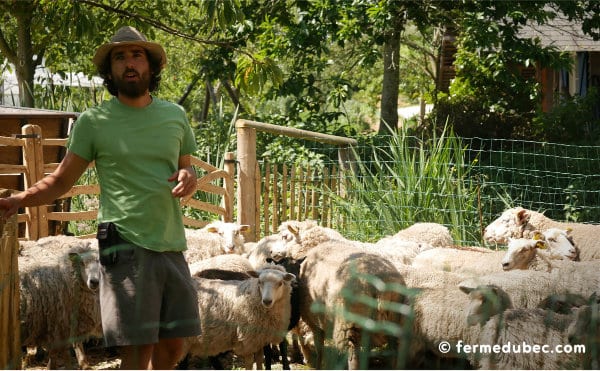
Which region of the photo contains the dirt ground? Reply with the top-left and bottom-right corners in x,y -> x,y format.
20,343 -> 310,370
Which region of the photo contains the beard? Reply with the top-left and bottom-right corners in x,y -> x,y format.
112,69 -> 151,98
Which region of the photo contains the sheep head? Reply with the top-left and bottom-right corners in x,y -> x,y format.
540,228 -> 579,261
203,221 -> 250,254
68,249 -> 100,291
501,238 -> 545,271
483,207 -> 533,244
463,284 -> 514,326
257,268 -> 295,308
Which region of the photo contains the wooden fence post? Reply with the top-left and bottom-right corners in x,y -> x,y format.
0,188 -> 21,369
20,124 -> 44,240
236,122 -> 258,242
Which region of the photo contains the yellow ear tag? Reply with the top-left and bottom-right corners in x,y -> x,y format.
533,232 -> 542,240
536,241 -> 547,249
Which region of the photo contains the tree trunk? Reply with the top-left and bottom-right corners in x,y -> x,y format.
13,1 -> 38,108
378,11 -> 404,135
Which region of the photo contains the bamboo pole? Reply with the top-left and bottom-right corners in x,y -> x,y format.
272,164 -> 279,230
223,152 -> 235,222
263,161 -> 271,237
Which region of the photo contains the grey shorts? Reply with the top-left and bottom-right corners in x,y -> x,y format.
99,243 -> 201,346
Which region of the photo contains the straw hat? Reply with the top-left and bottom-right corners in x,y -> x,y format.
92,26 -> 166,69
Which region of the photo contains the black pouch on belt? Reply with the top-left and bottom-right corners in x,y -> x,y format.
97,222 -> 120,265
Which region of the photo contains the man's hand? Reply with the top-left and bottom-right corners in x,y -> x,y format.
169,166 -> 197,199
0,196 -> 20,220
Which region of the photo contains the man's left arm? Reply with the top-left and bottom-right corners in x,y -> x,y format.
169,154 -> 197,198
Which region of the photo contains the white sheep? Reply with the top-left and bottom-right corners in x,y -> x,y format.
411,246 -> 507,276
366,236 -> 432,266
184,221 -> 250,263
458,261 -> 600,309
409,282 -> 496,365
392,222 -> 454,248
182,266 -> 295,370
298,241 -> 409,369
483,206 -> 599,260
188,253 -> 255,278
244,234 -> 283,269
394,263 -> 468,289
272,219 -> 347,260
19,237 -> 102,369
463,285 -> 582,369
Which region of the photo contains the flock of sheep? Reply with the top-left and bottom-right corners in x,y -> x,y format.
15,206 -> 600,369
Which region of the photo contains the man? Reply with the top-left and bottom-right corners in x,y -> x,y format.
0,26 -> 201,369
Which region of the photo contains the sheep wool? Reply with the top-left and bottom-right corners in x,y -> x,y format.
411,247 -> 506,276
459,261 -> 600,309
183,267 -> 295,370
298,241 -> 409,369
464,285 -> 581,369
184,221 -> 249,263
392,222 -> 454,248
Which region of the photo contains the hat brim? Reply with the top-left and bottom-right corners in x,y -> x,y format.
92,40 -> 167,70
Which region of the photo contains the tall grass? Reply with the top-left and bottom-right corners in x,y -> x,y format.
332,125 -> 482,244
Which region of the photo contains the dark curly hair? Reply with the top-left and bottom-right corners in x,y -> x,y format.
97,48 -> 162,96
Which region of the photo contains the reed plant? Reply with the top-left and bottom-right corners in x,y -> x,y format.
332,124 -> 482,245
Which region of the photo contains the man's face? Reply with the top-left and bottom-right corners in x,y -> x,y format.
109,45 -> 151,98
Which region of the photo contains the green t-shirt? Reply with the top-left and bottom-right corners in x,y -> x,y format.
67,97 -> 197,252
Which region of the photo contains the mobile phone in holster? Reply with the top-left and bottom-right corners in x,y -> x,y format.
97,222 -> 119,265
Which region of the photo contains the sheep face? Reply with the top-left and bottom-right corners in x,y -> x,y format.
257,269 -> 295,308
204,222 -> 250,254
464,285 -> 513,326
501,238 -> 545,271
483,207 -> 530,244
69,250 -> 100,291
541,228 -> 578,260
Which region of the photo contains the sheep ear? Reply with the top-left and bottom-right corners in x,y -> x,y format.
239,225 -> 250,232
287,223 -> 299,234
205,226 -> 218,233
284,273 -> 296,282
535,241 -> 547,249
247,270 -> 259,278
515,208 -> 530,225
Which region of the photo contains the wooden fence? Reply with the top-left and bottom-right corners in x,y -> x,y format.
0,189 -> 20,369
236,119 -> 357,241
259,161 -> 343,236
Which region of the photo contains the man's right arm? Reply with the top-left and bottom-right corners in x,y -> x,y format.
0,151 -> 91,218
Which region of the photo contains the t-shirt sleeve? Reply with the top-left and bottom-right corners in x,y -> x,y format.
66,115 -> 95,162
180,112 -> 197,156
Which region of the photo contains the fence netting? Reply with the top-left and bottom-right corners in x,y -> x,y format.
258,135 -> 600,246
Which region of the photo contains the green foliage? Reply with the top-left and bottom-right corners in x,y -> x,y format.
331,124 -> 481,244
530,88 -> 600,144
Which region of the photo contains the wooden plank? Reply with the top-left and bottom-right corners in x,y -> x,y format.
46,210 -> 98,221
272,164 -> 279,231
0,188 -> 21,369
264,161 -> 271,235
281,164 -> 288,223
